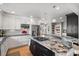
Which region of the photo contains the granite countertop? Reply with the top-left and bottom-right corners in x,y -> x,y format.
31,35 -> 76,56
3,34 -> 30,37
1,29 -> 30,37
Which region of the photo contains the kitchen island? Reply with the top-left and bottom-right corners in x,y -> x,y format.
30,35 -> 78,56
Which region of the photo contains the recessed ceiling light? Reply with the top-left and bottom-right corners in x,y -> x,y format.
60,17 -> 63,19
30,16 -> 33,18
56,6 -> 60,10
11,11 -> 15,14
30,18 -> 34,24
52,19 -> 56,23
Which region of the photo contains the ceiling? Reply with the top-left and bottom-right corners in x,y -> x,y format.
0,3 -> 79,19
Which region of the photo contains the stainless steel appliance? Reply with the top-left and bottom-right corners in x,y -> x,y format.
32,25 -> 40,36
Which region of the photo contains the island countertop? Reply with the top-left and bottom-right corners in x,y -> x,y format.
30,35 -> 78,56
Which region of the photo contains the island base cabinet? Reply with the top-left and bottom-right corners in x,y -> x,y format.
30,40 -> 55,56
30,40 -> 37,56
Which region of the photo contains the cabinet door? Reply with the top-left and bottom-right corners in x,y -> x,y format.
66,13 -> 78,38
30,40 -> 55,56
36,41 -> 55,56
30,40 -> 37,56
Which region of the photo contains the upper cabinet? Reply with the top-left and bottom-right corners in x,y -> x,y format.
2,13 -> 16,29
66,13 -> 78,38
2,12 -> 28,29
0,11 -> 2,29
2,12 -> 39,29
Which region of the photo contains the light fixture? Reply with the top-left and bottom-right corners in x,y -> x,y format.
56,6 -> 60,10
11,11 -> 15,14
30,18 -> 34,24
60,17 -> 63,19
30,16 -> 33,18
52,19 -> 56,23
30,16 -> 34,24
51,4 -> 60,10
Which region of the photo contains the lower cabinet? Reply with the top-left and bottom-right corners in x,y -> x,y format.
30,40 -> 37,56
30,40 -> 55,56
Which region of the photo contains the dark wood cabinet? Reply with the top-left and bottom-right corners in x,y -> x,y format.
30,40 -> 55,56
30,40 -> 37,56
66,13 -> 78,38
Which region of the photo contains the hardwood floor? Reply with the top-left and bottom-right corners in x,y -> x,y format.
6,45 -> 32,56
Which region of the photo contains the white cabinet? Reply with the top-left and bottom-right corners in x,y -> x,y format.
7,36 -> 30,48
2,13 -> 16,29
1,36 -> 30,56
2,13 -> 30,29
0,11 -> 2,29
2,12 -> 39,29
2,13 -> 21,29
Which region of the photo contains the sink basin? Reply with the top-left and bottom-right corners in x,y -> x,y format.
33,37 -> 49,41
